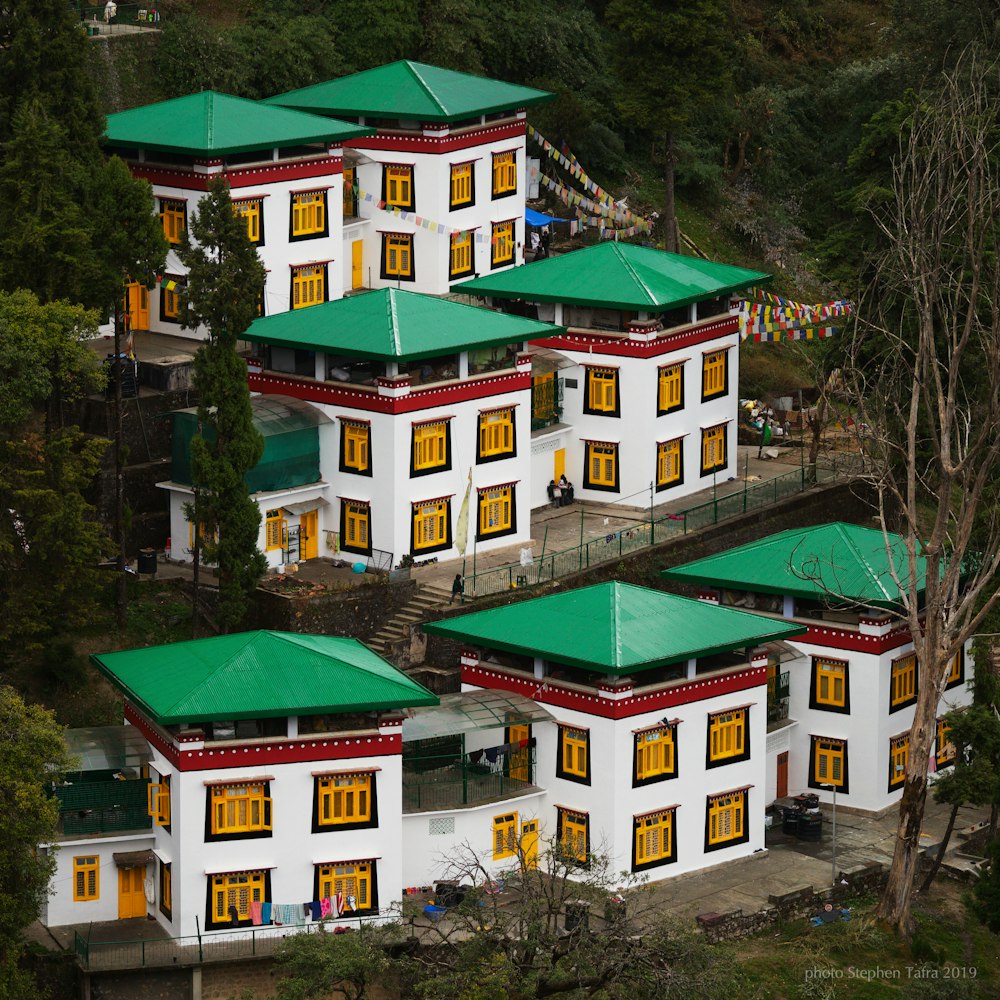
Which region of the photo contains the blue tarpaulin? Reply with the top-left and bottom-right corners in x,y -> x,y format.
525,208 -> 563,227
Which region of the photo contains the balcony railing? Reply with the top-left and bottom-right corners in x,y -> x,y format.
767,671 -> 791,724
55,778 -> 152,836
403,740 -> 537,812
531,376 -> 563,430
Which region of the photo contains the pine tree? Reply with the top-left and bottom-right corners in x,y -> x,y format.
178,177 -> 268,633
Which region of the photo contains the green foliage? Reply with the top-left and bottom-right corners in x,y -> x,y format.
970,837 -> 1000,932
0,686 -> 72,994
933,705 -> 1000,812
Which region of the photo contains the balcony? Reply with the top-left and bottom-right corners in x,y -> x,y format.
531,375 -> 563,430
767,671 -> 791,725
55,777 -> 152,837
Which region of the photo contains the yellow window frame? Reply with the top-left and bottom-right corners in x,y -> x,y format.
635,726 -> 676,781
479,408 -> 514,458
815,658 -> 847,707
635,811 -> 673,864
587,442 -> 617,488
708,709 -> 746,762
265,509 -> 286,552
291,190 -> 326,237
384,234 -> 413,277
492,151 -> 516,196
891,653 -> 916,706
560,809 -> 588,863
701,424 -> 726,472
317,773 -> 372,826
162,281 -> 182,320
188,521 -> 217,550
889,734 -> 908,788
413,422 -> 448,470
212,871 -> 265,923
937,718 -> 956,766
492,220 -> 514,265
478,486 -> 512,536
385,165 -> 413,208
586,367 -> 618,412
233,199 -> 262,244
946,650 -> 963,686
493,811 -> 518,860
413,500 -> 448,551
147,776 -> 170,826
814,738 -> 846,786
656,439 -> 681,487
161,863 -> 172,913
343,501 -> 370,551
559,726 -> 588,779
658,363 -> 683,412
450,230 -> 473,278
702,349 -> 727,398
210,783 -> 272,835
343,167 -> 357,217
343,422 -> 369,472
450,162 -> 473,207
74,856 -> 100,901
292,265 -> 325,309
160,199 -> 185,244
317,863 -> 371,910
707,792 -> 745,845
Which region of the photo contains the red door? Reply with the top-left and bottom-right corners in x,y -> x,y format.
776,751 -> 789,799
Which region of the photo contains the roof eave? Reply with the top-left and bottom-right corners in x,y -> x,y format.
103,126 -> 376,158
280,93 -> 553,124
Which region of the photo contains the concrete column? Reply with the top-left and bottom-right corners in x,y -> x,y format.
686,658 -> 697,679
783,595 -> 795,618
458,352 -> 469,379
287,715 -> 298,738
192,966 -> 202,1000
534,657 -> 545,680
553,303 -> 564,326
314,352 -> 325,381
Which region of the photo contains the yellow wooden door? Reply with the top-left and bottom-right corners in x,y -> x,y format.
553,448 -> 565,482
351,240 -> 363,289
118,866 -> 146,919
300,510 -> 318,561
520,819 -> 539,870
125,282 -> 149,329
508,724 -> 530,782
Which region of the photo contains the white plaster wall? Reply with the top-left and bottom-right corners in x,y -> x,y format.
764,722 -> 795,804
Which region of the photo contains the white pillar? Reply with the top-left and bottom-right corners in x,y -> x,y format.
534,657 -> 545,680
458,352 -> 469,379
314,352 -> 325,381
783,595 -> 794,618
686,658 -> 697,679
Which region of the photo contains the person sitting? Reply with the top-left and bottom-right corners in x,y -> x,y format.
551,481 -> 562,508
547,480 -> 556,504
810,903 -> 840,927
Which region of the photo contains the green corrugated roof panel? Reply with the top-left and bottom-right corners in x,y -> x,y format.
423,582 -> 805,675
458,242 -> 771,311
91,632 -> 439,725
243,287 -> 560,360
662,522 -> 928,608
266,60 -> 554,122
104,91 -> 374,156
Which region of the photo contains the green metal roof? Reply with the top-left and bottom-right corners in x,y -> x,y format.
423,582 -> 805,676
243,287 -> 560,361
91,632 -> 438,725
458,243 -> 771,312
104,91 -> 374,156
266,60 -> 554,123
662,522 -> 928,609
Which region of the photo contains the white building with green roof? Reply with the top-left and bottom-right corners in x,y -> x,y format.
663,522 -> 974,815
459,243 -> 770,509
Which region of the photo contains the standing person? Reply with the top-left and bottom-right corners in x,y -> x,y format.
104,0 -> 117,24
450,573 -> 464,604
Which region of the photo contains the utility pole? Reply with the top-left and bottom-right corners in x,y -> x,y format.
113,291 -> 127,631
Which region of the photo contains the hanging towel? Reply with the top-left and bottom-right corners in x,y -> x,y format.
335,891 -> 345,915
320,897 -> 333,918
484,746 -> 499,764
249,901 -> 263,925
309,900 -> 322,921
261,902 -> 272,925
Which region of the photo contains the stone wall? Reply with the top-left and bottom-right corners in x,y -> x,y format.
200,959 -> 279,1000
89,966 -> 191,1000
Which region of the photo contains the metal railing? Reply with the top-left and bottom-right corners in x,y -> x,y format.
80,4 -> 162,34
531,377 -> 563,430
74,923 -> 321,971
767,671 -> 791,723
465,454 -> 861,598
56,778 -> 152,835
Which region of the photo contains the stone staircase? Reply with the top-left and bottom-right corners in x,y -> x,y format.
365,583 -> 453,656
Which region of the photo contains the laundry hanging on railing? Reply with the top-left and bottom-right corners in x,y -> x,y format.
739,288 -> 852,342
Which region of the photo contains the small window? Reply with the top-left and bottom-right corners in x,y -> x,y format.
187,521 -> 217,553
291,264 -> 326,309
73,856 -> 100,902
315,773 -> 375,831
658,363 -> 684,414
478,408 -> 515,461
209,871 -> 267,928
888,734 -> 908,790
160,198 -> 185,244
945,648 -> 965,689
233,198 -> 263,245
290,190 -> 327,239
705,790 -> 747,850
937,718 -> 956,769
633,810 -> 676,870
634,724 -> 677,785
265,509 -> 286,552
159,861 -> 172,919
160,276 -> 184,323
656,438 -> 683,491
450,162 -> 474,209
557,725 -> 590,784
411,421 -> 450,474
557,807 -> 588,865
702,349 -> 728,400
584,367 -> 619,415
810,736 -> 848,792
890,653 -> 917,711
707,709 -> 749,767
208,783 -> 272,838
584,441 -> 618,492
340,420 -> 371,475
491,220 -> 515,267
340,500 -> 371,556
811,657 -> 849,712
477,486 -> 514,540
700,424 -> 727,475
493,812 -> 518,860
384,165 -> 414,209
412,499 -> 451,554
382,233 -> 414,280
492,151 -> 517,198
450,230 -> 474,280
316,863 -> 374,915
343,166 -> 358,218
147,775 -> 171,827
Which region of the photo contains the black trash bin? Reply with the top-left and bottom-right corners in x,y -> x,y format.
137,547 -> 157,575
798,813 -> 823,841
565,900 -> 591,933
782,808 -> 799,835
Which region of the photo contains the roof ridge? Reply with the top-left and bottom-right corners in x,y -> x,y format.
610,581 -> 624,668
204,91 -> 215,150
162,630 -> 260,715
608,242 -> 659,307
834,521 -> 898,602
385,288 -> 402,354
404,60 -> 450,117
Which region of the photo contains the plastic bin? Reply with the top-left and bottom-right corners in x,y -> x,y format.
137,548 -> 157,575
